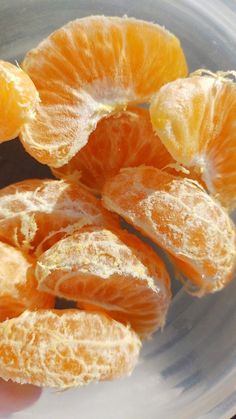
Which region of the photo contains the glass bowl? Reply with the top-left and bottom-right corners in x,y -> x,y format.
0,1 -> 235,418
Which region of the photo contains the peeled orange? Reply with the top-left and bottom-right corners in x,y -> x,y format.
36,225 -> 171,337
150,71 -> 236,211
0,178 -> 118,255
0,309 -> 141,389
103,166 -> 236,295
52,106 -> 173,194
0,241 -> 54,321
0,60 -> 39,143
20,16 -> 187,167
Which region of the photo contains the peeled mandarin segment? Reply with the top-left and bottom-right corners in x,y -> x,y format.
20,15 -> 188,167
150,72 -> 236,212
0,241 -> 54,321
36,225 -> 171,337
0,60 -> 39,143
0,178 -> 118,255
52,106 -> 174,194
0,309 -> 141,389
102,166 -> 236,295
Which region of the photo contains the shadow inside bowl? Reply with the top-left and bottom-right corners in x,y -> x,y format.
0,379 -> 42,415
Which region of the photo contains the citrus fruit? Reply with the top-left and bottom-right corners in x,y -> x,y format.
150,70 -> 236,212
52,106 -> 173,194
0,309 -> 141,389
0,178 -> 118,255
0,60 -> 39,143
103,166 -> 236,295
0,241 -> 54,321
20,15 -> 188,167
36,225 -> 171,337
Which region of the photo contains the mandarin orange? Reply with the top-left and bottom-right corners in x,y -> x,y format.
0,179 -> 118,255
103,166 -> 236,295
0,241 -> 54,321
52,106 -> 173,194
0,60 -> 39,143
36,225 -> 171,337
150,71 -> 236,211
20,16 -> 187,167
0,309 -> 141,389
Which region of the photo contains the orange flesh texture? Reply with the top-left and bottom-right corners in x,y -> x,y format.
102,166 -> 236,294
0,60 -> 39,143
52,106 -> 174,194
20,16 -> 188,167
36,225 -> 171,337
0,309 -> 141,389
150,74 -> 236,211
0,179 -> 118,255
0,241 -> 54,321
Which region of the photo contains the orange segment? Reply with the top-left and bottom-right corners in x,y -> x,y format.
0,60 -> 39,143
20,16 -> 188,167
102,166 -> 236,295
0,309 -> 141,389
0,241 -> 54,321
52,106 -> 174,193
150,71 -> 236,211
36,225 -> 171,337
0,179 -> 118,255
